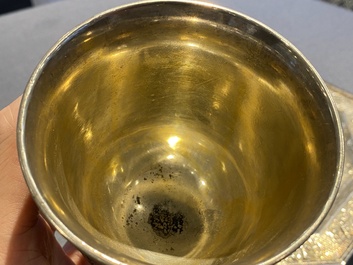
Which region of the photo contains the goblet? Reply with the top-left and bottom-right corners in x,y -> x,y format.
18,1 -> 343,264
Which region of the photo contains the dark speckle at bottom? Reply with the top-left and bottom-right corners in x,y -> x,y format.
148,201 -> 185,238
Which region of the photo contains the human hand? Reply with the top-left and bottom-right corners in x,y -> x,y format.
0,98 -> 89,265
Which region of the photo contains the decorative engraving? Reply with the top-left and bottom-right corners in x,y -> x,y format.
278,85 -> 353,264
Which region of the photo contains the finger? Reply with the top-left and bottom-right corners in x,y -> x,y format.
64,241 -> 91,265
34,215 -> 77,265
0,96 -> 21,140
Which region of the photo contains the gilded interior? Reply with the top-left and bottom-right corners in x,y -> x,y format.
18,2 -> 342,265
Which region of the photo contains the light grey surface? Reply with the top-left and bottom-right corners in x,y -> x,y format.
1,0 -> 353,109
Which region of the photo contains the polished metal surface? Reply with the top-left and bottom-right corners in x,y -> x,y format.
17,1 -> 343,264
278,85 -> 353,265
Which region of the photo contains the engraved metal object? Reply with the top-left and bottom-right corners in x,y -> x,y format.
278,85 -> 353,265
17,1 -> 343,264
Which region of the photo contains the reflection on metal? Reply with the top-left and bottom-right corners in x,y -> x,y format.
278,84 -> 353,264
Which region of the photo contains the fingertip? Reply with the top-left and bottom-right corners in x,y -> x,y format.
64,241 -> 91,265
